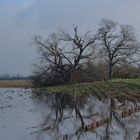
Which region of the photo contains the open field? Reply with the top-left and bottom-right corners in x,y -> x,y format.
0,80 -> 33,88
46,79 -> 140,99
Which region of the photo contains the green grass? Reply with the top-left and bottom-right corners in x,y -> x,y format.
108,78 -> 140,85
46,79 -> 140,99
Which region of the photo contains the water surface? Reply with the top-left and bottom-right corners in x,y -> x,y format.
0,88 -> 140,140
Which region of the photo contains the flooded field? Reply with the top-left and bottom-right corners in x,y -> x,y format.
0,88 -> 140,140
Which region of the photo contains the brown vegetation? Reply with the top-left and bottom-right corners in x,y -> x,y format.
0,80 -> 33,88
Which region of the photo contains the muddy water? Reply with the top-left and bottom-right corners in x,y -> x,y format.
0,88 -> 140,140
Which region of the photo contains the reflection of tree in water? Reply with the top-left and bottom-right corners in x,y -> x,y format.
105,97 -> 140,140
32,90 -> 140,140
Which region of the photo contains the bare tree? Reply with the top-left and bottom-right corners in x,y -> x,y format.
60,26 -> 96,82
97,19 -> 140,79
32,33 -> 69,86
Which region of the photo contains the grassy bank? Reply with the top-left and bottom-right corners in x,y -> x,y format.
0,80 -> 33,88
1,79 -> 139,98
47,79 -> 140,99
109,78 -> 140,85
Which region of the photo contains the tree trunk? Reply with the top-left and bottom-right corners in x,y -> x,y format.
109,63 -> 113,79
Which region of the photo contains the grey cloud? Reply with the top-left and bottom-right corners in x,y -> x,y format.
0,0 -> 140,75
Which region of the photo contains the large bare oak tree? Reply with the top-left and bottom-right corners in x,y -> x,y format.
97,19 -> 140,78
60,26 -> 96,82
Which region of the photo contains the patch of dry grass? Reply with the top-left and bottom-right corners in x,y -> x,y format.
0,80 -> 33,88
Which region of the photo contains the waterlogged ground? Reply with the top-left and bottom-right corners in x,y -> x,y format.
0,88 -> 140,140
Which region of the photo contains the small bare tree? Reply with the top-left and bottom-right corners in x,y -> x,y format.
33,33 -> 69,86
97,19 -> 140,79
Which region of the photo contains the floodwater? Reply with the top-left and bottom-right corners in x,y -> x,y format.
0,88 -> 140,140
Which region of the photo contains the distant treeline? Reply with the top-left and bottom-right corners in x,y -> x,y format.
0,74 -> 32,80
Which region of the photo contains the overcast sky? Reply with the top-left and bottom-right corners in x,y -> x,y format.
0,0 -> 140,76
